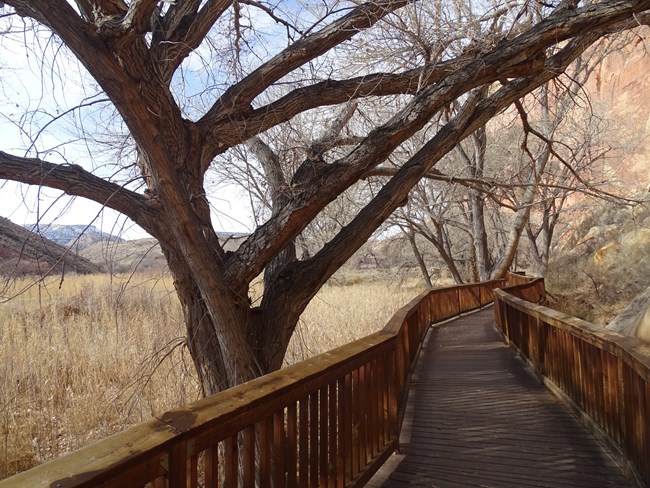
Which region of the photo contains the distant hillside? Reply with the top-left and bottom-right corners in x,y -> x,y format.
80,238 -> 166,274
24,223 -> 124,251
80,232 -> 248,274
0,218 -> 104,276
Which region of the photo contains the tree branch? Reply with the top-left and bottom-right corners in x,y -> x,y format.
225,1 -> 650,285
152,0 -> 232,83
269,27 -> 615,298
238,0 -> 303,36
364,166 -> 518,210
198,1 -> 650,167
199,0 -> 412,127
72,1 -> 95,21
245,137 -> 289,206
120,0 -> 160,34
0,151 -> 162,235
519,118 -> 643,205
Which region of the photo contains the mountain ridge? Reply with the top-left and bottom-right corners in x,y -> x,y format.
0,217 -> 104,276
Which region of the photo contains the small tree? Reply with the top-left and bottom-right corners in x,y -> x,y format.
1,1 -> 649,393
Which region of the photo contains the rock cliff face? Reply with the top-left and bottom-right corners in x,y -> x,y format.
591,30 -> 650,189
607,286 -> 650,343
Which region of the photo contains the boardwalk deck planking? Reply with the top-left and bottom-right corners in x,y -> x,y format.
368,308 -> 634,488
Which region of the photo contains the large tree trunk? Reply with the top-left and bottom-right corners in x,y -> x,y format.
160,242 -> 254,394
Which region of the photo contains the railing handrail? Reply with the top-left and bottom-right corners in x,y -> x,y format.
1,279 -> 504,488
495,276 -> 650,487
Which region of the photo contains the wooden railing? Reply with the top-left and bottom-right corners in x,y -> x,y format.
495,275 -> 650,487
1,280 -> 503,488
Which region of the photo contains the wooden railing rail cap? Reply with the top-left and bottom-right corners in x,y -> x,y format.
0,419 -> 177,488
495,288 -> 650,382
382,290 -> 430,334
158,329 -> 397,438
2,328 -> 397,488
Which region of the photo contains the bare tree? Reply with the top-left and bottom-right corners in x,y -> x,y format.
386,40 -> 633,284
1,1 -> 649,393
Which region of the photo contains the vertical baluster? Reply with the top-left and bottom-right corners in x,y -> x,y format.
576,338 -> 585,410
538,318 -> 546,377
319,386 -> 328,487
188,454 -> 198,488
376,358 -> 385,449
260,417 -> 272,488
593,346 -> 601,423
274,410 -> 286,488
602,351 -> 615,442
351,369 -> 359,479
298,397 -> 309,488
550,328 -> 558,384
224,436 -> 238,488
204,445 -> 219,488
343,373 -> 353,484
558,330 -> 566,392
370,359 -> 381,457
243,426 -> 255,488
616,353 -> 627,453
362,363 -> 372,466
168,441 -> 188,488
328,382 -> 338,487
572,335 -> 579,402
589,344 -> 600,420
358,364 -> 368,468
379,356 -> 390,447
636,379 -> 650,486
634,374 -> 646,475
393,336 -> 403,403
374,357 -> 383,450
287,403 -> 298,488
387,349 -> 398,442
335,376 -> 349,488
309,392 -> 319,488
367,359 -> 377,458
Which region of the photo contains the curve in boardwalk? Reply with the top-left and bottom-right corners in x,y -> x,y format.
368,308 -> 633,488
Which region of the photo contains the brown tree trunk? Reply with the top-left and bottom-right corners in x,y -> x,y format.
469,190 -> 490,281
405,229 -> 433,288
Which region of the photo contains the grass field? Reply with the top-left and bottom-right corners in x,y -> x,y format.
0,271 -> 423,479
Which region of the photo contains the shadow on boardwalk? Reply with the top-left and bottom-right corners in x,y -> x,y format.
367,308 -> 633,488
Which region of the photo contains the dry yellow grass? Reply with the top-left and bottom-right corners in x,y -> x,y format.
0,271 -> 423,479
286,278 -> 423,364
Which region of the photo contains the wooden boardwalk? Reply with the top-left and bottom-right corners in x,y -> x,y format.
368,307 -> 634,488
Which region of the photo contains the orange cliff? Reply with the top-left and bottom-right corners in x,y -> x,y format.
590,30 -> 650,190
